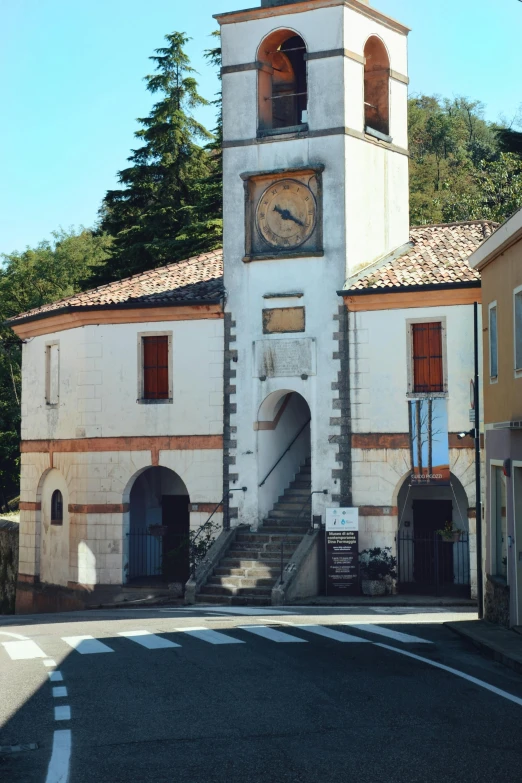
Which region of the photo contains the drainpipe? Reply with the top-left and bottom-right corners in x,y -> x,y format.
474,301 -> 484,618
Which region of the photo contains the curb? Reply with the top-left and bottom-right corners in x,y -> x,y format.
445,622 -> 522,675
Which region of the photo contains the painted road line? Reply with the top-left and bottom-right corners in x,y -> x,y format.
201,607 -> 292,616
48,671 -> 64,683
295,625 -> 371,643
45,730 -> 72,783
43,659 -> 57,668
177,627 -> 244,645
347,624 -> 432,644
376,643 -> 522,708
54,705 -> 71,721
239,625 -> 308,643
2,639 -> 47,660
118,630 -> 181,650
62,635 -> 114,654
52,687 -> 68,698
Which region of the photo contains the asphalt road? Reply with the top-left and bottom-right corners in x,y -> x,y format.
1,606 -> 522,783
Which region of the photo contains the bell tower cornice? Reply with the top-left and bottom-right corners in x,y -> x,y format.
214,0 -> 410,37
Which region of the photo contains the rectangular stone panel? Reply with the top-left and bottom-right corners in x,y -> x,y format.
254,338 -> 316,378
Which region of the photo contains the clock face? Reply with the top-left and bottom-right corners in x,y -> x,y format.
256,179 -> 317,250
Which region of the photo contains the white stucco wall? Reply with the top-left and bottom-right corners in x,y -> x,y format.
349,303 -> 482,435
221,0 -> 410,528
20,318 -> 224,441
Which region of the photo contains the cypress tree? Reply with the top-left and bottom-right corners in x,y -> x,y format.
98,32 -> 213,281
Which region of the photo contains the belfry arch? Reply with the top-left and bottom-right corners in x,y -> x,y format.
257,29 -> 308,131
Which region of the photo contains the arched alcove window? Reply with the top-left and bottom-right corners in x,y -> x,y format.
51,489 -> 63,526
258,31 -> 307,133
364,36 -> 390,138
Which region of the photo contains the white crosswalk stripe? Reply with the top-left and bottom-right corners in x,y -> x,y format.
294,625 -> 370,643
346,624 -> 432,644
62,636 -> 115,654
118,631 -> 181,650
238,625 -> 307,643
2,639 -> 47,660
177,627 -> 245,645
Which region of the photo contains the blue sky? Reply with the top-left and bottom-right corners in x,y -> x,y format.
1,0 -> 520,255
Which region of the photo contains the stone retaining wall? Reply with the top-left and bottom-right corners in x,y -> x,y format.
0,520 -> 19,614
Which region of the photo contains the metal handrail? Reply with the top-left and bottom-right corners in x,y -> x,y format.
278,489 -> 327,585
189,487 -> 247,577
259,418 -> 311,488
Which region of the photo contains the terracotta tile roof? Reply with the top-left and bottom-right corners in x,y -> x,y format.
347,221 -> 498,292
9,220 -> 500,324
9,250 -> 225,323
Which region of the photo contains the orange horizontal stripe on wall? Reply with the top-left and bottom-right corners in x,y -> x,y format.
19,501 -> 41,511
69,504 -> 130,514
358,506 -> 398,517
18,574 -> 39,584
21,435 -> 223,454
190,503 -> 223,514
353,433 -> 481,450
352,434 -> 410,449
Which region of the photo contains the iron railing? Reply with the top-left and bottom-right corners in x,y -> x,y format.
278,489 -> 327,585
189,487 -> 247,578
259,418 -> 311,488
396,530 -> 471,597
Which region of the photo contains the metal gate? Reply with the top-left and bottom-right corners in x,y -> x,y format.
127,527 -> 165,582
397,531 -> 471,597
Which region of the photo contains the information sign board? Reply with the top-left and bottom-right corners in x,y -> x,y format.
325,508 -> 359,596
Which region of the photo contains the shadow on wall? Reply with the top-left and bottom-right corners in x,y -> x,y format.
0,519 -> 19,614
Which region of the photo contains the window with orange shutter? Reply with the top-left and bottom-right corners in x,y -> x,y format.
142,336 -> 169,400
412,323 -> 444,393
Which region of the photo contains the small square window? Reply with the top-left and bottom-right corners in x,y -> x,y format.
45,343 -> 59,405
514,290 -> 522,372
489,303 -> 498,379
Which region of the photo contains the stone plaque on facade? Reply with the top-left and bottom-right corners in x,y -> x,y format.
254,338 -> 315,378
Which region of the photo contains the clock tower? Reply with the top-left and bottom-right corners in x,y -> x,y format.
215,0 -> 410,528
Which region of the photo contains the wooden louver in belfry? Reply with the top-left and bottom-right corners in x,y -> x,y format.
143,336 -> 169,400
412,323 -> 444,393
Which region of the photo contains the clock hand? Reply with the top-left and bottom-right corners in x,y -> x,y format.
273,204 -> 305,228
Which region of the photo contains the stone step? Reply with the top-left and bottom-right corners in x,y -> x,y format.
268,509 -> 311,521
200,584 -> 273,597
220,558 -> 284,569
226,547 -> 298,561
195,593 -> 271,606
279,490 -> 311,502
289,480 -> 311,490
214,566 -> 281,577
261,526 -> 309,535
207,576 -> 276,589
235,532 -> 301,543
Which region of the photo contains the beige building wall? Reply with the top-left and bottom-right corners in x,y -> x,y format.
481,239 -> 522,424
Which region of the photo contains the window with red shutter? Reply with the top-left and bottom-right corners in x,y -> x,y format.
412,323 -> 444,393
142,336 -> 169,400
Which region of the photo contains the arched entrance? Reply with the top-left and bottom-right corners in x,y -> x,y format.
127,467 -> 190,585
257,391 -> 311,522
396,473 -> 471,597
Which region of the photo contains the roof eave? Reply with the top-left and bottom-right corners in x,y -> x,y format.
468,209 -> 522,271
6,297 -> 224,329
337,280 -> 481,297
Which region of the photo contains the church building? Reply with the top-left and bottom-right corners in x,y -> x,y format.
10,0 -> 494,612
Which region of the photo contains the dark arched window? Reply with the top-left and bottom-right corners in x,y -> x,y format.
258,31 -> 307,133
51,490 -> 63,525
364,36 -> 390,138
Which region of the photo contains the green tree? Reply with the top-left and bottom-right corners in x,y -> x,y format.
97,32 -> 214,282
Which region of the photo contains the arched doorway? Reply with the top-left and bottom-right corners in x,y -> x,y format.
257,391 -> 311,522
127,467 -> 190,585
396,473 -> 471,597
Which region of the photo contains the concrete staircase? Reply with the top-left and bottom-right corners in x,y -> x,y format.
195,458 -> 312,606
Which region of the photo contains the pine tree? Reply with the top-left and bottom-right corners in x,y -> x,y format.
98,32 -> 213,281
171,32 -> 223,260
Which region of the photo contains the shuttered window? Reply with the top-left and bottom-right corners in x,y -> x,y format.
142,336 -> 169,400
412,322 -> 444,393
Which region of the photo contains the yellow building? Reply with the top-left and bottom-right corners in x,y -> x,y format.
469,207 -> 522,627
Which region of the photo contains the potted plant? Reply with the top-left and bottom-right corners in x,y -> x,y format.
359,547 -> 398,597
436,521 -> 462,543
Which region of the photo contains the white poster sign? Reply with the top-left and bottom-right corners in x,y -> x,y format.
325,507 -> 359,532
